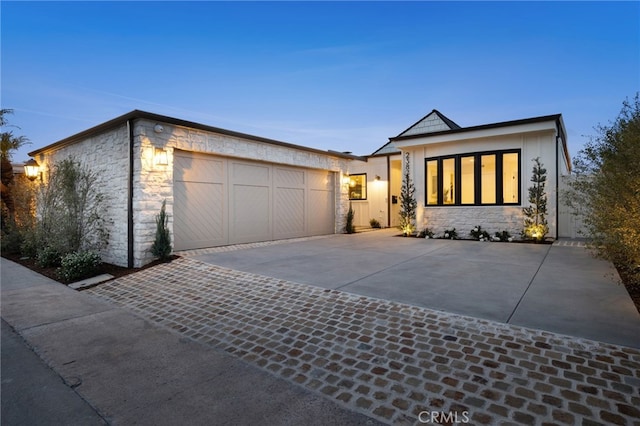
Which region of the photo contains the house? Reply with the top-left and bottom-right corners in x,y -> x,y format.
28,108 -> 573,268
348,110 -> 572,239
28,110 -> 365,267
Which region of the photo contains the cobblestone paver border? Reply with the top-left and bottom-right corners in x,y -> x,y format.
87,258 -> 640,425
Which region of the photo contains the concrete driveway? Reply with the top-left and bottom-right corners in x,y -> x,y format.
190,229 -> 640,348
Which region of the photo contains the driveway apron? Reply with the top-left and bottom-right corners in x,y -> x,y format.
86,244 -> 640,425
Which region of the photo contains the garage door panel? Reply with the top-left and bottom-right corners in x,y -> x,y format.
231,185 -> 271,243
175,155 -> 224,184
308,170 -> 334,190
309,189 -> 335,234
174,151 -> 335,251
174,181 -> 226,250
274,187 -> 305,238
231,162 -> 270,185
275,168 -> 305,188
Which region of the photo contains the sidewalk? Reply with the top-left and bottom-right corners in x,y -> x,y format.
0,258 -> 381,426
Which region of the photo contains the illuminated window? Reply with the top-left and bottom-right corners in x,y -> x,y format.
348,174 -> 367,200
502,153 -> 519,204
442,158 -> 455,205
426,160 -> 438,205
425,150 -> 519,206
481,154 -> 496,204
461,156 -> 475,204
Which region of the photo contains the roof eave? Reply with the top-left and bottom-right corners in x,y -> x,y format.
29,110 -> 361,161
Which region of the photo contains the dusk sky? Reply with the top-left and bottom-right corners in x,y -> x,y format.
2,1 -> 638,164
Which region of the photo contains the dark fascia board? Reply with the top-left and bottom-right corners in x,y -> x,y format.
29,109 -> 363,161
390,113 -> 563,142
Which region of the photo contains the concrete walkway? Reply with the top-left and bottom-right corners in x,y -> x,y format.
186,229 -> 640,348
0,258 -> 381,426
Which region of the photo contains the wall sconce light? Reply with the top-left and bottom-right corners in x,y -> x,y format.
342,175 -> 351,186
24,159 -> 41,181
375,175 -> 381,181
154,148 -> 169,166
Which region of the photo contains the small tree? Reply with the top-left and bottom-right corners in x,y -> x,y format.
151,199 -> 172,260
399,152 -> 417,236
35,158 -> 109,262
522,157 -> 549,242
344,202 -> 355,234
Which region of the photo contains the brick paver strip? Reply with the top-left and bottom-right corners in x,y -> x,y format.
87,257 -> 640,425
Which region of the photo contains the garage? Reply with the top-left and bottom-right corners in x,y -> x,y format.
173,150 -> 335,251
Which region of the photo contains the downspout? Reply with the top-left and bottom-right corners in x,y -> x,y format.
555,124 -> 560,240
127,119 -> 135,268
386,155 -> 391,227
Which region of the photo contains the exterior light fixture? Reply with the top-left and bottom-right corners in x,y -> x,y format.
342,175 -> 351,186
24,159 -> 41,181
375,175 -> 381,181
154,148 -> 169,166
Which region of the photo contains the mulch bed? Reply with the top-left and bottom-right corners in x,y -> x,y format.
1,253 -> 178,285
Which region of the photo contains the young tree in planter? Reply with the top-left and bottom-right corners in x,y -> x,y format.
344,202 -> 355,234
523,157 -> 549,242
151,199 -> 172,261
399,152 -> 417,236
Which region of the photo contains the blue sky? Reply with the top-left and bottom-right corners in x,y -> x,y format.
2,1 -> 639,163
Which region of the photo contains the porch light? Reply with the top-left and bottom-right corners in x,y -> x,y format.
375,175 -> 381,181
24,159 -> 40,181
154,148 -> 169,166
342,175 -> 351,186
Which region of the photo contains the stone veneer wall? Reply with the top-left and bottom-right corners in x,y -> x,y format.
34,125 -> 130,266
132,119 -> 358,266
421,206 -> 524,239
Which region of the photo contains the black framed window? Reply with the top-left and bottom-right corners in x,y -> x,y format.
348,173 -> 367,200
424,149 -> 520,206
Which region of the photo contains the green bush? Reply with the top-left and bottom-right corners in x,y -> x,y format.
369,218 -> 381,229
150,200 -> 172,261
470,226 -> 491,241
36,245 -> 62,268
0,220 -> 23,254
58,251 -> 101,282
345,203 -> 355,234
418,228 -> 435,238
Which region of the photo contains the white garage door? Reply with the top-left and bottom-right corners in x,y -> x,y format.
173,151 -> 335,251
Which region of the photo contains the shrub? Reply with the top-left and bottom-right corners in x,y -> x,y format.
442,228 -> 458,240
470,226 -> 491,241
369,218 -> 381,229
58,251 -> 101,282
494,230 -> 513,242
36,245 -> 62,268
35,158 -> 109,257
150,199 -> 172,261
345,203 -> 355,234
564,94 -> 640,283
0,220 -> 23,254
418,228 -> 435,239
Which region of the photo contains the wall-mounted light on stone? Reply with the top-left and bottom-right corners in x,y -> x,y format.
24,158 -> 41,181
154,148 -> 169,166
